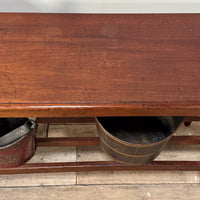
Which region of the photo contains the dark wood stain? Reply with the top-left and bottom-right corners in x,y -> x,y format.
0,14 -> 199,117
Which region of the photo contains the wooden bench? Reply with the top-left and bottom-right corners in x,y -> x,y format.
0,13 -> 200,174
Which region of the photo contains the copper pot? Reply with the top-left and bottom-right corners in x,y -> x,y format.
0,118 -> 37,168
96,116 -> 184,165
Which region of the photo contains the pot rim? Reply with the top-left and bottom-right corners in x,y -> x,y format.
95,116 -> 184,147
0,127 -> 37,150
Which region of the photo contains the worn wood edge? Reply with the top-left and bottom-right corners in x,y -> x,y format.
0,103 -> 200,117
184,116 -> 200,121
169,136 -> 200,145
37,117 -> 95,124
37,117 -> 200,124
36,137 -> 100,146
0,161 -> 200,174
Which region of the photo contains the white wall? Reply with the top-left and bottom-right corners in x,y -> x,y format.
0,0 -> 200,13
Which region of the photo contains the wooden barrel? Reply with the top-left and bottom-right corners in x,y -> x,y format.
96,116 -> 184,165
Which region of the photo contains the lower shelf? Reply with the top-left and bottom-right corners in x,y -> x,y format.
36,136 -> 200,146
1,161 -> 200,174
0,136 -> 199,174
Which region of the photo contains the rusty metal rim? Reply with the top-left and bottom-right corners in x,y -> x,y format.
0,119 -> 37,149
95,117 -> 184,148
0,121 -> 37,151
0,131 -> 35,150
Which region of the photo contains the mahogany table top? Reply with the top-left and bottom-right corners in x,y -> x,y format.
0,14 -> 199,117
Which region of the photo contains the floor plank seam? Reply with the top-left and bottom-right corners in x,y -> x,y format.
0,183 -> 199,189
0,184 -> 77,189
75,145 -> 78,185
45,123 -> 49,138
70,183 -> 200,186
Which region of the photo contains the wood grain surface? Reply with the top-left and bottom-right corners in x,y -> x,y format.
1,184 -> 200,200
0,13 -> 200,117
36,136 -> 200,146
1,161 -> 200,174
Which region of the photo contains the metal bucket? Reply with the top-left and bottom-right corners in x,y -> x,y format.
0,118 -> 37,168
96,116 -> 184,165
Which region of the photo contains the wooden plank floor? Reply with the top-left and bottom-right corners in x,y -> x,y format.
0,121 -> 199,199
